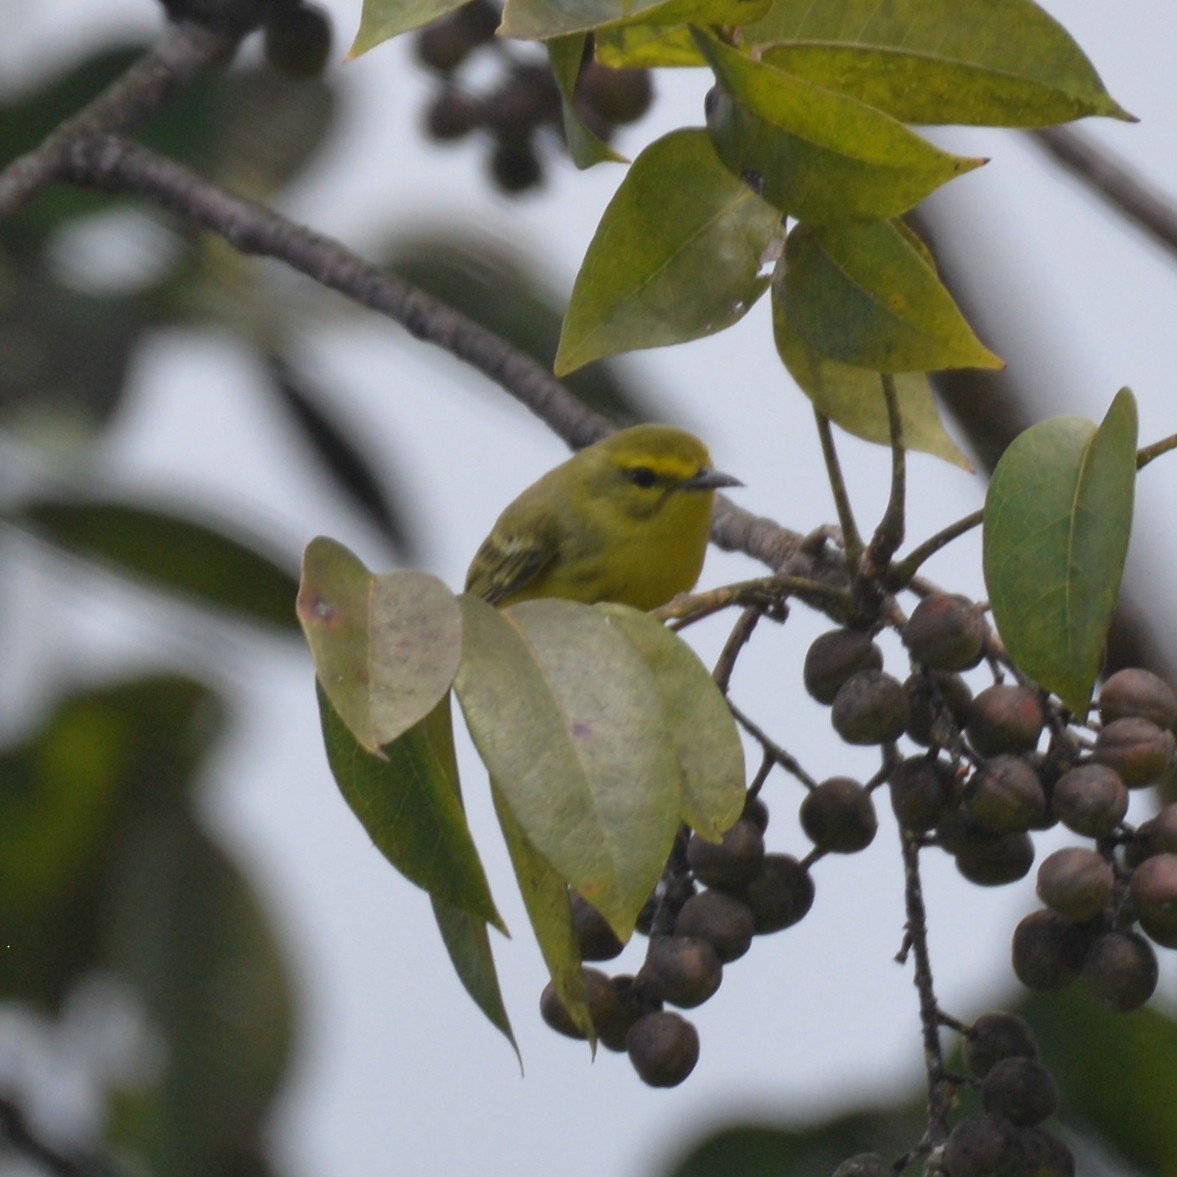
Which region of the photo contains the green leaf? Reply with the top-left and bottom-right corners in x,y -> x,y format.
297,537 -> 461,755
501,0 -> 761,41
548,35 -> 625,168
492,781 -> 595,1046
431,897 -> 519,1058
348,0 -> 470,57
747,0 -> 1133,127
780,219 -> 1004,373
983,389 -> 1138,716
555,128 -> 779,375
17,498 -> 301,632
596,603 -> 745,838
318,686 -> 505,929
697,32 -> 984,224
772,283 -> 972,470
594,24 -> 706,68
455,595 -> 682,939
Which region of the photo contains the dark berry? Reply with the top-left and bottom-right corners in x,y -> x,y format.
425,87 -> 482,140
489,138 -> 543,193
963,755 -> 1046,834
943,1113 -> 1017,1177
954,828 -> 1035,887
626,1011 -> 699,1087
576,62 -> 654,126
1013,1126 -> 1075,1177
640,936 -> 722,1009
1050,763 -> 1128,838
903,592 -> 986,671
962,1011 -> 1039,1079
980,1056 -> 1059,1126
264,2 -> 332,77
799,777 -> 878,853
1083,929 -> 1158,1010
1098,667 -> 1177,729
1129,852 -> 1177,947
674,890 -> 755,963
1093,716 -> 1175,789
686,820 -> 765,893
831,669 -> 910,745
803,629 -> 883,705
1035,846 -> 1114,923
966,684 -> 1045,757
571,892 -> 624,961
890,755 -> 959,833
905,670 -> 972,747
743,854 -> 815,933
1011,908 -> 1090,992
540,967 -> 617,1039
596,974 -> 643,1052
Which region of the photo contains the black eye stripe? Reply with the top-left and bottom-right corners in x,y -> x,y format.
628,466 -> 658,488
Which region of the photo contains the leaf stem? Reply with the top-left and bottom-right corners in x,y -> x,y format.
814,409 -> 863,567
1137,432 -> 1177,469
863,373 -> 907,576
891,509 -> 985,586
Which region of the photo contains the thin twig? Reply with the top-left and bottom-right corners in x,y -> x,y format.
863,373 -> 907,576
814,409 -> 864,567
728,700 -> 819,790
712,606 -> 763,695
1137,432 -> 1177,470
891,509 -> 984,586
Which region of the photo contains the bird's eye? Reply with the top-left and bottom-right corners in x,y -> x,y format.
628,466 -> 658,489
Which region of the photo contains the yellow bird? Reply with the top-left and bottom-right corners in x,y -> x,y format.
465,424 -> 740,611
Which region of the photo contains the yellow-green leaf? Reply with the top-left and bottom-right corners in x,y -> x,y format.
596,604 -> 746,839
492,783 -> 595,1047
548,35 -> 625,168
349,0 -> 469,58
556,128 -> 779,375
780,219 -> 1004,373
747,0 -> 1133,127
455,595 -> 681,939
772,283 -> 972,470
697,32 -> 984,224
318,687 -> 505,930
297,537 -> 461,755
983,390 -> 1138,716
501,0 -> 763,41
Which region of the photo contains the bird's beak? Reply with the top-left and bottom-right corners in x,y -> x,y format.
685,468 -> 743,491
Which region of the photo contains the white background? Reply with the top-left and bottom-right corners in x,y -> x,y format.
3,3 -> 1177,1175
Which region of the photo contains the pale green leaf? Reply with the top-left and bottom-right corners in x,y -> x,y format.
746,0 -> 1133,125
596,604 -> 746,839
772,285 -> 972,469
983,389 -> 1138,716
502,0 -> 765,41
455,595 -> 681,939
697,32 -> 984,224
780,219 -> 1004,372
349,0 -> 470,57
317,686 -> 505,930
556,129 -> 779,375
297,537 -> 461,755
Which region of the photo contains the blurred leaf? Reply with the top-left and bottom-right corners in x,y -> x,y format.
318,684 -> 505,929
780,219 -> 1004,373
0,676 -> 222,1008
266,357 -> 418,560
298,539 -> 460,752
597,603 -> 745,839
549,35 -> 625,169
556,129 -> 779,375
17,498 -> 301,632
594,0 -> 771,67
349,0 -> 469,57
103,801 -> 294,1177
432,897 -> 519,1057
385,234 -> 658,424
747,0 -> 1134,126
772,285 -> 972,469
455,595 -> 681,940
491,779 -> 594,1045
698,33 -> 984,224
983,389 -> 1137,715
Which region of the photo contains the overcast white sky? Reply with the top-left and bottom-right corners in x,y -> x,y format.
4,3 -> 1177,1176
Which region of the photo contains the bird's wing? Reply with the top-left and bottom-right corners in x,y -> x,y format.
464,520 -> 559,605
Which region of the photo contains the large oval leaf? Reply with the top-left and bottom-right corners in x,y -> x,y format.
455,595 -> 682,938
297,537 -> 461,755
596,603 -> 745,839
555,128 -> 779,375
746,0 -> 1133,126
983,389 -> 1138,716
780,219 -> 1003,373
18,498 -> 301,631
771,282 -> 972,469
698,32 -> 983,224
318,685 -> 505,930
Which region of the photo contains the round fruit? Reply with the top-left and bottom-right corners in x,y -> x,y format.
1093,717 -> 1175,789
943,1113 -> 1017,1177
1035,847 -> 1114,923
803,628 -> 883,705
962,1011 -> 1039,1079
800,777 -> 878,853
1011,908 -> 1090,992
954,829 -> 1035,887
264,2 -> 332,77
596,975 -> 644,1052
966,684 -> 1045,757
540,968 -> 617,1039
904,670 -> 973,747
1083,930 -> 1158,1011
640,936 -> 723,1009
890,755 -> 959,833
576,62 -> 654,126
687,820 -> 765,892
489,138 -> 543,193
963,755 -> 1046,834
1129,852 -> 1177,947
1050,763 -> 1128,838
831,669 -> 910,745
674,890 -> 755,963
743,854 -> 815,933
571,892 -> 624,961
903,592 -> 986,671
980,1056 -> 1059,1126
1098,667 -> 1177,729
626,1011 -> 699,1087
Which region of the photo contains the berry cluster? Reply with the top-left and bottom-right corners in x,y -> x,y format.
539,583 -> 1176,1177
414,2 -> 653,193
